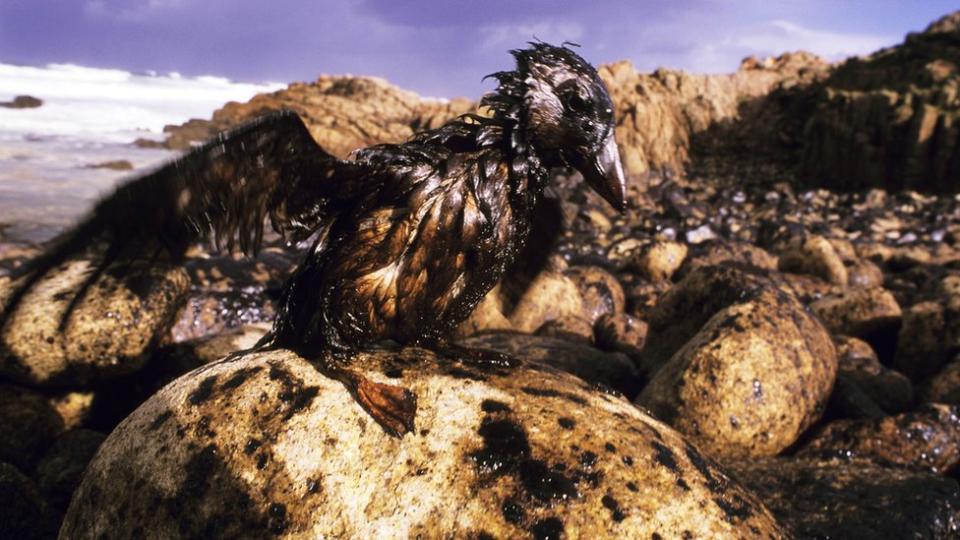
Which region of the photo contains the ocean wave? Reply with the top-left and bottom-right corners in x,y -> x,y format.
0,62 -> 285,142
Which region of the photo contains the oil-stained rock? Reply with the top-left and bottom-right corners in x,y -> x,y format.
459,332 -> 642,399
508,271 -> 587,333
631,241 -> 688,282
778,234 -> 848,286
638,283 -> 837,459
727,457 -> 960,539
625,280 -> 671,321
640,264 -> 775,372
564,265 -> 626,324
594,312 -> 648,358
169,247 -> 296,343
48,391 -> 95,430
0,258 -> 190,386
798,404 -> 960,474
847,259 -> 885,289
454,285 -> 513,339
810,287 -> 902,362
62,347 -> 787,539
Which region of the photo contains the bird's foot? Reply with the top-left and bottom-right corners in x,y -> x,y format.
328,366 -> 417,438
430,340 -> 520,369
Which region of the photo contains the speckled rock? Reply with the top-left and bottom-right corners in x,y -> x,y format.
638,283 -> 837,459
810,287 -> 902,362
847,259 -> 885,289
564,266 -> 626,324
727,457 -> 960,539
62,348 -> 787,539
34,429 -> 105,513
631,241 -> 688,282
0,259 -> 190,386
0,462 -> 57,540
0,383 -> 64,470
778,235 -> 848,286
894,300 -> 956,382
509,271 -> 586,333
799,404 -> 960,474
594,313 -> 648,358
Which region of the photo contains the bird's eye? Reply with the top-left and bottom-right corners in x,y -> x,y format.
563,92 -> 590,113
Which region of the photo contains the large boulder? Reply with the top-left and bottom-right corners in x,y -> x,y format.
62,347 -> 787,538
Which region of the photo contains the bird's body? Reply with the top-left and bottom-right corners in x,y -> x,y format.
1,43 -> 625,435
273,115 -> 546,354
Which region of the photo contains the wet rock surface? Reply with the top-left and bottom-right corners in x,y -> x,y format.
798,403 -> 960,474
62,348 -> 786,539
727,457 -> 960,539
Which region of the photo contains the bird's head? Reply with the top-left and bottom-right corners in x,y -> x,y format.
487,43 -> 626,211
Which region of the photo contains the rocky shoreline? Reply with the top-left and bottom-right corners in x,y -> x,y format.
2,10 -> 960,540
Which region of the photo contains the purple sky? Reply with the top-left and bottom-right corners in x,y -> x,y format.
1,0 -> 956,98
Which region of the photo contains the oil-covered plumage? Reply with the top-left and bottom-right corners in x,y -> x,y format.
1,43 -> 626,436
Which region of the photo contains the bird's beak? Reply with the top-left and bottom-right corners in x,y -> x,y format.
576,132 -> 626,212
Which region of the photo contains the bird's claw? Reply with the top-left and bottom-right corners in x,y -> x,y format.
336,368 -> 417,437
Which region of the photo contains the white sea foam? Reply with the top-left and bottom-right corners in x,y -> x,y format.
0,62 -> 285,142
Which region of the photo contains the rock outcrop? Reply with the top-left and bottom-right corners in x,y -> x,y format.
800,12 -> 960,192
161,76 -> 474,159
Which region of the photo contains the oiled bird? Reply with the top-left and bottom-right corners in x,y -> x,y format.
1,43 -> 625,436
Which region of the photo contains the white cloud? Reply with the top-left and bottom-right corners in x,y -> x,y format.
678,19 -> 897,73
479,21 -> 584,51
736,19 -> 894,60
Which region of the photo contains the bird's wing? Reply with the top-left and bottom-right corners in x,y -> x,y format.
3,110 -> 371,322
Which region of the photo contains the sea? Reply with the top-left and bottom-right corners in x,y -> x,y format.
0,62 -> 284,245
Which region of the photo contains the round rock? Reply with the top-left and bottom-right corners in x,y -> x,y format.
62,348 -> 786,538
0,258 -> 190,386
638,286 -> 837,459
